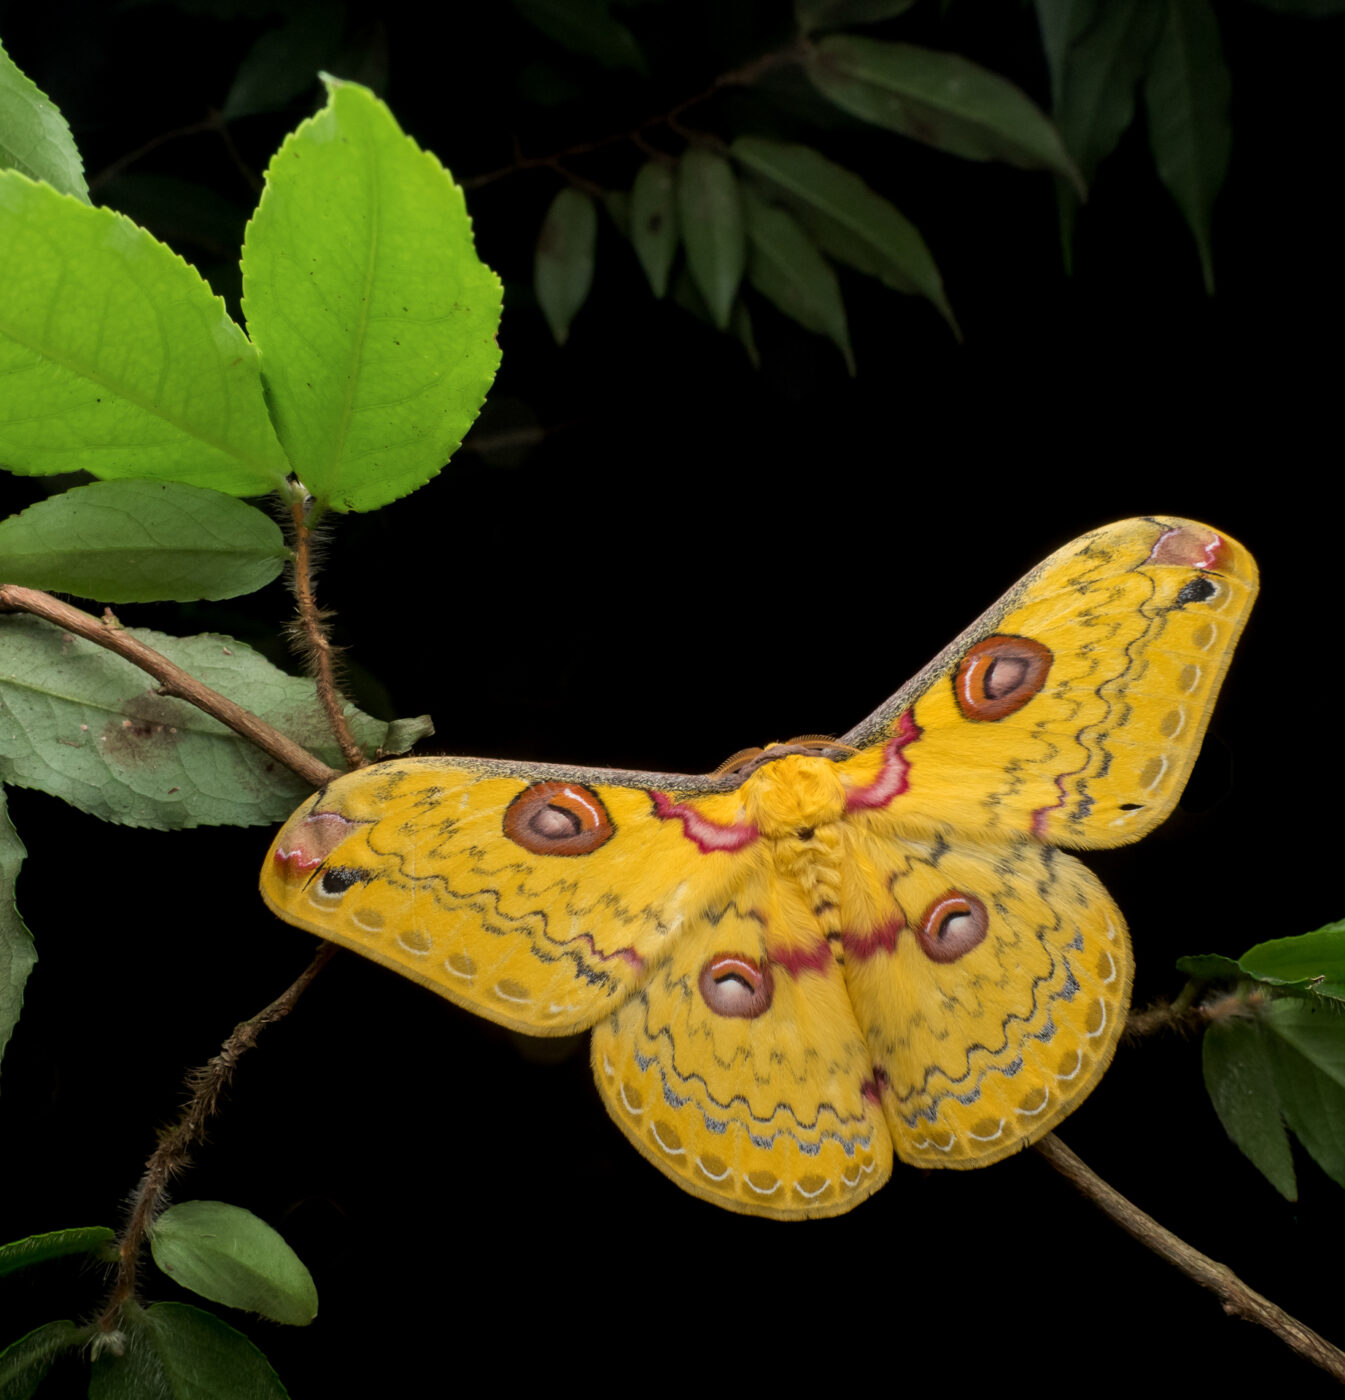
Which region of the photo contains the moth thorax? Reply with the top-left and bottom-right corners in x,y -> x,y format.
746,754 -> 846,837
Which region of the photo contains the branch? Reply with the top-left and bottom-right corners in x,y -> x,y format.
0,584 -> 340,789
96,943 -> 337,1334
1035,1133 -> 1345,1380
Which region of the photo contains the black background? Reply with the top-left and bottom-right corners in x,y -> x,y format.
0,1 -> 1340,1393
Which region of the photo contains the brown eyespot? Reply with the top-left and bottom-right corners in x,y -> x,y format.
953,635 -> 1052,721
699,953 -> 774,1019
915,893 -> 989,963
503,781 -> 614,856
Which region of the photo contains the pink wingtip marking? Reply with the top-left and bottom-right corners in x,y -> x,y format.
273,811 -> 358,877
649,790 -> 758,853
1149,525 -> 1227,571
767,941 -> 832,979
840,918 -> 903,963
845,710 -> 921,812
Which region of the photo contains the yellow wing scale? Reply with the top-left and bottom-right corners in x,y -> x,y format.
260,516 -> 1256,1217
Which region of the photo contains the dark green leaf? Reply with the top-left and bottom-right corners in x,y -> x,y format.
678,150 -> 746,332
630,161 -> 678,298
0,1319 -> 86,1399
0,1225 -> 116,1278
0,38 -> 88,202
0,481 -> 289,604
222,2 -> 338,120
805,36 -> 1083,193
731,300 -> 760,370
1262,997 -> 1345,1188
535,188 -> 597,345
1144,0 -> 1230,294
512,0 -> 647,72
794,0 -> 916,33
1240,0 -> 1345,12
1175,952 -> 1244,981
731,136 -> 956,335
0,789 -> 34,1086
151,1201 -> 317,1326
1202,1018 -> 1297,1199
743,187 -> 855,374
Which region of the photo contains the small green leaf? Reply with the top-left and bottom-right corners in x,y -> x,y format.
0,1319 -> 87,1398
630,161 -> 678,299
0,38 -> 88,202
0,615 -> 396,829
1240,922 -> 1345,1001
534,188 -> 597,345
1202,1018 -> 1297,1199
89,1301 -> 289,1400
242,76 -> 503,513
804,36 -> 1084,194
0,174 -> 290,497
1261,997 -> 1345,1188
678,150 -> 746,332
1175,952 -> 1245,981
1144,0 -> 1230,295
0,789 -> 35,1086
380,714 -> 435,755
512,0 -> 648,72
222,3 -> 337,121
151,1201 -> 317,1326
743,188 -> 854,375
0,481 -> 289,604
795,0 -> 917,33
0,1225 -> 117,1278
731,136 -> 956,335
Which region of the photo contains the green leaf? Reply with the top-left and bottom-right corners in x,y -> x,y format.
731,136 -> 957,336
1175,952 -> 1245,981
534,188 -> 597,345
630,161 -> 678,299
89,1301 -> 289,1400
151,1201 -> 317,1326
730,300 -> 760,370
1202,1018 -> 1297,1199
380,713 -> 435,755
0,614 -> 400,829
0,481 -> 289,604
1261,998 -> 1345,1187
678,150 -> 746,332
0,1225 -> 117,1278
795,0 -> 917,33
743,188 -> 855,375
0,1319 -> 86,1399
0,40 -> 87,203
0,174 -> 290,497
1240,922 -> 1345,1001
241,76 -> 502,514
221,3 -> 336,121
0,789 -> 35,1086
804,36 -> 1084,194
512,0 -> 647,72
1143,0 -> 1230,295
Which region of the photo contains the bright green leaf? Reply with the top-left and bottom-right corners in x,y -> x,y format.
534,188 -> 597,345
89,1301 -> 289,1400
0,1225 -> 116,1279
804,36 -> 1084,194
0,174 -> 290,497
731,136 -> 957,336
743,188 -> 855,375
0,1319 -> 86,1398
512,0 -> 647,72
1262,997 -> 1345,1188
1144,0 -> 1230,295
0,789 -> 34,1086
795,0 -> 917,33
0,614 -> 402,829
241,76 -> 502,514
0,481 -> 289,604
1241,922 -> 1345,1001
678,150 -> 745,332
630,161 -> 678,298
0,39 -> 87,202
1202,1018 -> 1297,1200
151,1201 -> 317,1326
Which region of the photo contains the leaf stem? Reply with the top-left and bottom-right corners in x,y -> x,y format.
0,585 -> 339,789
95,943 -> 336,1335
1035,1132 -> 1345,1379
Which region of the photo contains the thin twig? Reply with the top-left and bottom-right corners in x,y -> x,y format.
0,585 -> 339,789
288,500 -> 364,770
1035,1133 -> 1345,1380
96,944 -> 337,1334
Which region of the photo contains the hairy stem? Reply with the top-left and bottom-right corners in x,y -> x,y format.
0,585 -> 339,789
1035,1133 -> 1345,1379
